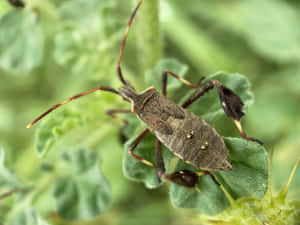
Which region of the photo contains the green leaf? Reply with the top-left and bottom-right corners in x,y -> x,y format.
34,92 -> 117,155
55,0 -> 121,78
217,138 -> 268,199
53,148 -> 110,220
170,137 -> 268,215
35,108 -> 87,155
0,10 -> 43,74
8,208 -> 49,225
145,58 -> 188,94
59,0 -> 113,30
181,72 -> 253,124
0,148 -> 20,188
0,1 -> 11,18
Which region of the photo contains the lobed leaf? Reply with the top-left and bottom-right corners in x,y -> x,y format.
53,148 -> 110,220
35,108 -> 86,155
0,10 -> 43,74
34,94 -> 117,155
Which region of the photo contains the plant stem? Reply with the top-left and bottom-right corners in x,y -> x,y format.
134,0 -> 162,79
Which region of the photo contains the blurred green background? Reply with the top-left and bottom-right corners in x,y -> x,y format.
1,0 -> 300,224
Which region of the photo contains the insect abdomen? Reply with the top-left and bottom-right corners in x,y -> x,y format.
157,110 -> 232,171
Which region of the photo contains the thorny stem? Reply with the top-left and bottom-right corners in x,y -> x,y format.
134,0 -> 162,82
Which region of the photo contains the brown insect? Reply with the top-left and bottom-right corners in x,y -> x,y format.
27,0 -> 262,189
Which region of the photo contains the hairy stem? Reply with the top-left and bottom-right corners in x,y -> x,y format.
134,0 -> 162,80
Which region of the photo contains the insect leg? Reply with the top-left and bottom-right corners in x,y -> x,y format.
128,128 -> 156,168
161,70 -> 203,96
117,0 -> 143,85
162,170 -> 219,189
181,80 -> 263,145
105,109 -> 134,125
155,139 -> 165,177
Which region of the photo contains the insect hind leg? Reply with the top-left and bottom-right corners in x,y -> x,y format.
181,79 -> 263,145
162,170 -> 220,190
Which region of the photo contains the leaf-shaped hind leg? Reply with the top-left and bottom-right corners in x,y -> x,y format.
181,80 -> 263,145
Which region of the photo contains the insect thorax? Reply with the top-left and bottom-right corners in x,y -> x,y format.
118,85 -> 157,112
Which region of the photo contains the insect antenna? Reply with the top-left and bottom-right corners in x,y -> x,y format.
27,1 -> 144,128
26,87 -> 119,128
117,0 -> 143,85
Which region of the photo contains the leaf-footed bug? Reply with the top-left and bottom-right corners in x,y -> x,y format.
27,0 -> 263,190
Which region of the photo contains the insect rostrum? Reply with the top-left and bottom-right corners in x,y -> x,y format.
27,0 -> 262,191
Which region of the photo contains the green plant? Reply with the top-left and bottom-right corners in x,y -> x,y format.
1,0 -> 300,224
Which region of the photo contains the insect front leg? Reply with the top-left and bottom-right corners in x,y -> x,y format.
105,109 -> 134,125
182,80 -> 263,145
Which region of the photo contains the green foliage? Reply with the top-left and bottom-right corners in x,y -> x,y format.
35,108 -> 86,155
169,0 -> 300,64
8,208 -> 49,225
0,9 -> 43,74
0,148 -> 20,188
235,0 -> 300,62
35,92 -> 118,155
53,148 -> 110,220
195,160 -> 300,225
1,0 -> 300,224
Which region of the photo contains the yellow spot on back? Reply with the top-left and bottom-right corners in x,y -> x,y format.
201,141 -> 209,150
186,130 -> 195,139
